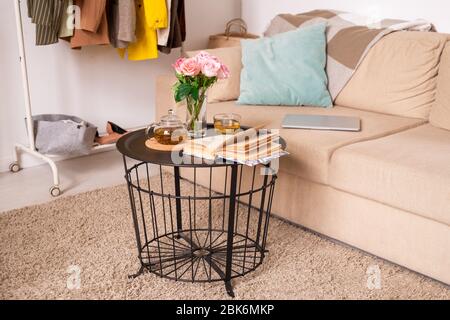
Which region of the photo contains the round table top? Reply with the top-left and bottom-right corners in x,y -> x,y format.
117,126 -> 286,167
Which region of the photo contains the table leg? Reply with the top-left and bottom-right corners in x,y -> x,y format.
128,265 -> 146,279
123,156 -> 146,279
224,165 -> 238,298
174,166 -> 183,238
255,173 -> 269,248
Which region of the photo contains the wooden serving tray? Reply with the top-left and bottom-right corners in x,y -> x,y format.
145,138 -> 185,152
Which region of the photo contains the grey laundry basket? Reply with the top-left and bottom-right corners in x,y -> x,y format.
31,114 -> 98,156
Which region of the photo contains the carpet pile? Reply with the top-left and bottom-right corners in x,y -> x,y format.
1,174 -> 449,300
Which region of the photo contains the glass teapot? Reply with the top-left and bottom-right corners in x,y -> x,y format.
146,109 -> 188,145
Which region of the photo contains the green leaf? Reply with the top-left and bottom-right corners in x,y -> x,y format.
174,83 -> 192,102
176,73 -> 185,82
191,86 -> 199,101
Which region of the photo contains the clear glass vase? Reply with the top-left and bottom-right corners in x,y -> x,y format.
185,93 -> 207,139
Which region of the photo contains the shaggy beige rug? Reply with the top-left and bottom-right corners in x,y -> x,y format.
1,174 -> 449,300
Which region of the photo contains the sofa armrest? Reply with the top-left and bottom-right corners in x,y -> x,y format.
155,74 -> 178,120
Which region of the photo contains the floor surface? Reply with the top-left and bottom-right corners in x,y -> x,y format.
0,150 -> 138,212
1,173 -> 449,300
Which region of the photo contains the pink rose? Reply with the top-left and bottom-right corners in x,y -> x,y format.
201,59 -> 221,77
217,63 -> 231,80
195,51 -> 218,66
172,57 -> 185,74
179,58 -> 201,77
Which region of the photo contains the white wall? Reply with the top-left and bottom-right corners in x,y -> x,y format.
242,0 -> 450,35
0,0 -> 241,172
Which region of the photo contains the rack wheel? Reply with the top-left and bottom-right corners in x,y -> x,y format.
9,162 -> 21,173
50,186 -> 61,197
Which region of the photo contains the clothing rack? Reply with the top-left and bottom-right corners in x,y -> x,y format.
10,0 -> 117,197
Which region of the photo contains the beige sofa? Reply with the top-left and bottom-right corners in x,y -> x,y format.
156,31 -> 450,285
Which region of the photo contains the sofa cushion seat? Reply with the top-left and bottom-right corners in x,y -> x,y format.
330,124 -> 450,226
198,101 -> 425,184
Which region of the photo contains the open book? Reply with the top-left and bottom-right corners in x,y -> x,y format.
183,128 -> 288,166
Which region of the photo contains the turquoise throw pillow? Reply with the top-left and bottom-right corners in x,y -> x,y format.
238,22 -> 332,107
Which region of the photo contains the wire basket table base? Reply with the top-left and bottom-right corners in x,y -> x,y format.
137,230 -> 264,283
123,157 -> 277,297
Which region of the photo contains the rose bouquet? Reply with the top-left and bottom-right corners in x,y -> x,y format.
173,51 -> 230,137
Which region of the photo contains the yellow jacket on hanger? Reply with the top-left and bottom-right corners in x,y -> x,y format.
119,0 -> 168,60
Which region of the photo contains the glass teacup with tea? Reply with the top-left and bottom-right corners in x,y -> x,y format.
214,113 -> 242,135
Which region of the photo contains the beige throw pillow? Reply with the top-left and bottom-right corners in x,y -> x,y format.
186,47 -> 242,103
335,32 -> 448,119
429,41 -> 450,131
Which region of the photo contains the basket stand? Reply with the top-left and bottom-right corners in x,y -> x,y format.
10,0 -> 135,197
10,0 -> 61,197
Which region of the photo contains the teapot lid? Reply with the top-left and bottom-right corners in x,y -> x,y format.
159,109 -> 183,127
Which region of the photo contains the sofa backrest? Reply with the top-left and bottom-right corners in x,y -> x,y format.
429,40 -> 450,130
335,31 -> 448,120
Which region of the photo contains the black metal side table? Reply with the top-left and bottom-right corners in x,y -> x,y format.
117,128 -> 285,297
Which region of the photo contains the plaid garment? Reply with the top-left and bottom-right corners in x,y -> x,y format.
264,10 -> 435,100
27,0 -> 67,46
